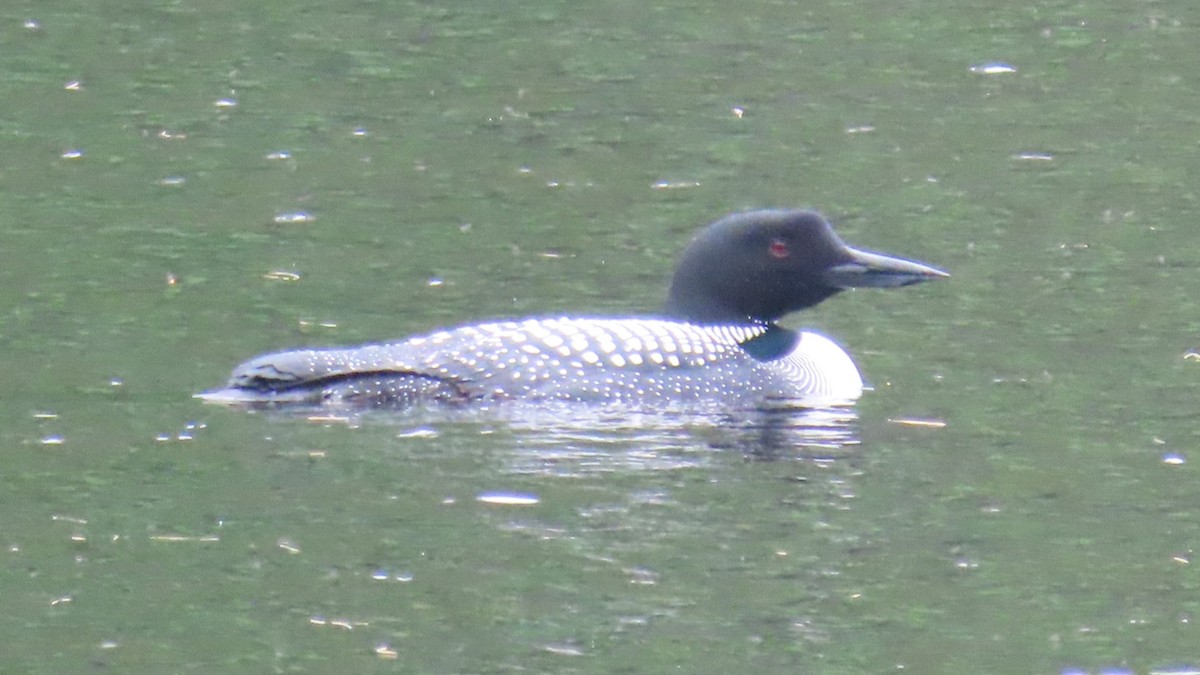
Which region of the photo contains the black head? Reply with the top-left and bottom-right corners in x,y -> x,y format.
665,209 -> 947,324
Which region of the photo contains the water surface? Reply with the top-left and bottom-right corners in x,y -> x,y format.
3,1 -> 1200,672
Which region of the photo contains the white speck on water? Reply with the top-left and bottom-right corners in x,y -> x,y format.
1162,453 -> 1186,466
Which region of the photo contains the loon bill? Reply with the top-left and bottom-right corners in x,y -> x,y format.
199,209 -> 947,409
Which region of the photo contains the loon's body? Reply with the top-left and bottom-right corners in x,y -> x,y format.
200,210 -> 946,409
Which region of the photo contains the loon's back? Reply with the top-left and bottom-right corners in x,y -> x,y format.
205,317 -> 864,408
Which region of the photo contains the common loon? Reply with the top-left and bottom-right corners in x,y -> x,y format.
199,210 -> 946,409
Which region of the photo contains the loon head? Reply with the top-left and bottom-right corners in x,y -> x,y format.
665,209 -> 948,325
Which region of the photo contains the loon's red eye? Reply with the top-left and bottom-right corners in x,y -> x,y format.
769,238 -> 790,259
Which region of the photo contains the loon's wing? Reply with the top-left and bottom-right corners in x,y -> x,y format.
197,340 -> 479,406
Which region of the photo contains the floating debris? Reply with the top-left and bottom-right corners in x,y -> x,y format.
969,62 -> 1017,75
309,616 -> 365,630
272,211 -> 315,224
371,570 -> 414,582
651,180 -> 701,190
887,418 -> 947,429
1163,453 -> 1186,466
305,414 -> 352,425
262,270 -> 302,282
51,514 -> 87,525
542,643 -> 586,657
397,427 -> 438,439
477,492 -> 540,506
375,643 -> 399,659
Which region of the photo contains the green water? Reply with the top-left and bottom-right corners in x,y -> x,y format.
4,1 -> 1200,672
